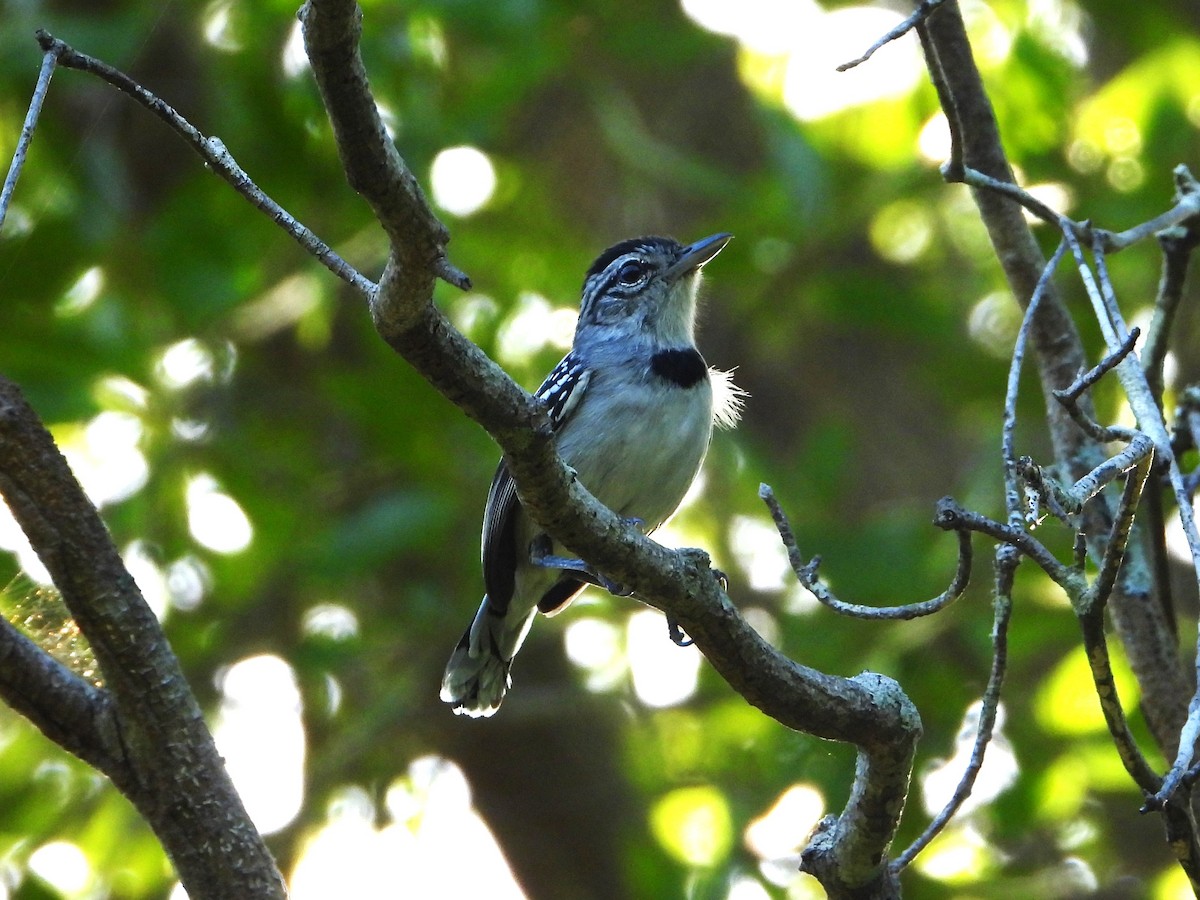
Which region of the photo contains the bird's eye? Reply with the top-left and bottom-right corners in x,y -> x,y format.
616,261 -> 646,286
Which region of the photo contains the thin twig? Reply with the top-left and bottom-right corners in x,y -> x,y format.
892,543 -> 1017,871
955,164 -> 1200,255
1139,209 -> 1200,640
1066,237 -> 1200,809
1144,220 -> 1200,401
1101,164 -> 1200,252
34,30 -> 377,298
932,497 -> 1083,593
916,23 -> 962,180
1003,240 -> 1067,523
953,166 -> 1070,229
760,484 -> 971,620
0,47 -> 56,234
1076,608 -> 1162,793
1062,434 -> 1154,513
1054,327 -> 1142,405
837,0 -> 945,72
1087,454 -> 1153,617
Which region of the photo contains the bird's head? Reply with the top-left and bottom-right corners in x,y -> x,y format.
576,232 -> 732,348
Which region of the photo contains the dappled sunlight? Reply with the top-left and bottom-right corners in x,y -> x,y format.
185,474 -> 253,554
54,266 -> 103,318
231,273 -> 325,343
782,6 -> 924,121
725,875 -> 772,900
967,290 -> 1022,359
27,840 -> 90,897
1035,646 -> 1139,736
156,338 -> 224,391
93,374 -> 149,412
744,783 -> 824,883
727,514 -> 791,593
681,0 -> 820,55
430,146 -> 497,218
1021,181 -> 1074,222
165,555 -> 209,612
201,0 -> 241,52
628,609 -> 701,708
495,292 -> 576,367
913,823 -> 998,883
0,498 -> 52,583
650,784 -> 733,868
920,701 -> 1018,817
448,292 -> 500,343
1155,863 -> 1192,899
1165,500 -> 1200,564
281,20 -> 308,78
563,616 -> 626,692
50,411 -> 149,510
868,199 -> 935,263
684,0 -> 923,120
302,603 -> 360,641
1073,38 -> 1200,192
291,759 -> 525,899
213,654 -> 305,836
917,112 -> 952,163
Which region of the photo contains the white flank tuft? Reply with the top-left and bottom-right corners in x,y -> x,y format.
709,367 -> 747,430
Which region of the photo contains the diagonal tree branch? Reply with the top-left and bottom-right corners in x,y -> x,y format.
298,1 -> 919,894
0,377 -> 286,898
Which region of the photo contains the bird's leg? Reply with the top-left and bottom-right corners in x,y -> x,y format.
527,526 -> 643,598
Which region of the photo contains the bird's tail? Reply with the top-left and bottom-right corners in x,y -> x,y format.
440,596 -> 535,718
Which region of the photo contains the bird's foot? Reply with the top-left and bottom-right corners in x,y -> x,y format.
528,534 -> 632,596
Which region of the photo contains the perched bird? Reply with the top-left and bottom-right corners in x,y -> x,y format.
441,233 -> 742,717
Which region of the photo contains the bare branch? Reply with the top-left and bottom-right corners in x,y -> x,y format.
837,0 -> 946,72
297,0 -> 469,300
1099,165 -> 1200,252
893,544 -> 1017,871
761,484 -> 971,620
0,47 -> 55,234
1087,456 -> 1153,618
1076,609 -> 1162,794
1054,327 -> 1142,406
932,497 -> 1082,592
0,377 -> 285,898
33,29 -> 374,297
1143,207 -> 1200,401
954,163 -> 1200,256
0,614 -> 125,777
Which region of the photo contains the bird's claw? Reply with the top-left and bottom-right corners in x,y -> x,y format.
667,619 -> 694,647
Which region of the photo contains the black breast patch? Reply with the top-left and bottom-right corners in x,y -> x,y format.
650,348 -> 707,388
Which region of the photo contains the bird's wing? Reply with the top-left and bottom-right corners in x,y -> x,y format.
535,351 -> 592,431
480,353 -> 592,613
480,462 -> 520,613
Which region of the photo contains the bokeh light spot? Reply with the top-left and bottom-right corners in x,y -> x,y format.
213,654 -> 305,835
430,146 -> 497,217
28,841 -> 91,895
628,609 -> 701,708
186,474 -> 253,554
650,785 -> 734,868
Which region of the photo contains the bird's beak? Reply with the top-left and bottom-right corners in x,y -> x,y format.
664,232 -> 733,282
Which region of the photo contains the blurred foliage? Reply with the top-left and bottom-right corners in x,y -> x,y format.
0,0 -> 1198,897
